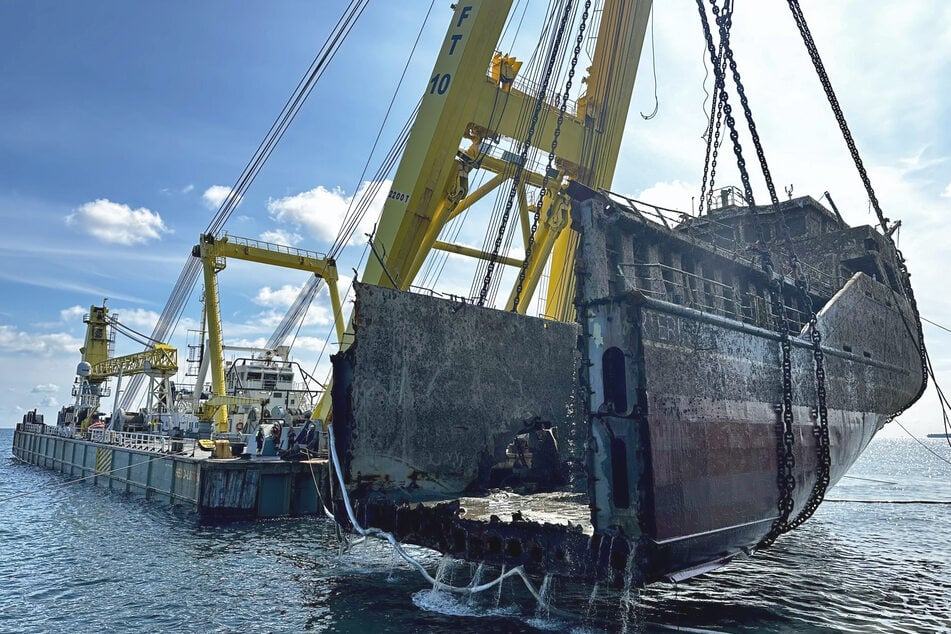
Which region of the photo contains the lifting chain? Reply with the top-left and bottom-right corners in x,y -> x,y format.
786,0 -> 929,409
511,0 -> 592,312
697,36 -> 725,215
713,0 -> 779,206
780,274 -> 832,533
699,0 -> 837,546
758,253 -> 797,547
696,0 -> 756,212
477,0 -> 575,307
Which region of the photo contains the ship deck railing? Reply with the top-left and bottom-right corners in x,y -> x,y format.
18,423 -> 203,454
605,191 -> 839,297
624,261 -> 810,334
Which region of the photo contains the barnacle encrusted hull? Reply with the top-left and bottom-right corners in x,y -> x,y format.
330,189 -> 924,585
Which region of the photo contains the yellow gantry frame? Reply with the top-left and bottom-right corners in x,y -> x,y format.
359,0 -> 653,321
195,233 -> 344,431
89,344 -> 178,381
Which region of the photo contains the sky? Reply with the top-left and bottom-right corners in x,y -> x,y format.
0,0 -> 949,439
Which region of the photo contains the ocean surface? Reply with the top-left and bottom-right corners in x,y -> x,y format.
1,428 -> 949,633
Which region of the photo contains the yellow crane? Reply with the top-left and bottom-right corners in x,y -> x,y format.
193,233 -> 345,432
73,302 -> 180,430
360,1 -> 653,320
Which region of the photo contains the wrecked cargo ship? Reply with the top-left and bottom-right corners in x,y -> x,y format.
317,0 -> 927,587
330,183 -> 926,586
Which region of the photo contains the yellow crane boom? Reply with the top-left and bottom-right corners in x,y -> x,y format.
361,0 -> 653,320
88,344 -> 178,381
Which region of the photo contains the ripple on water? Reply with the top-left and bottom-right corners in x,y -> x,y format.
2,431 -> 949,632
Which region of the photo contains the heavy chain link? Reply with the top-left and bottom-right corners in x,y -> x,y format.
512,0 -> 591,312
477,1 -> 575,307
698,47 -> 725,215
699,0 -> 838,547
716,1 -> 778,206
780,276 -> 832,532
759,252 -> 797,548
786,0 -> 929,411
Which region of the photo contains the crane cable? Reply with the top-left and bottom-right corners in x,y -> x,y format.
512,0 -> 592,311
477,0 -> 577,307
271,1 -> 438,354
120,2 -> 369,410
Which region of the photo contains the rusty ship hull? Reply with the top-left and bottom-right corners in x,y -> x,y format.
330,187 -> 925,586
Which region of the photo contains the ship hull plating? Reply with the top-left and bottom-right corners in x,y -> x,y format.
330,192 -> 924,585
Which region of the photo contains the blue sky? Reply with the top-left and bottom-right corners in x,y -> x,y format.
1,1 -> 949,438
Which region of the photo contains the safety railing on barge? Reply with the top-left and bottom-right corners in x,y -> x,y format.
18,422 -> 200,454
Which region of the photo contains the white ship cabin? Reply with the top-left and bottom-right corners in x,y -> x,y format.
225,357 -> 302,411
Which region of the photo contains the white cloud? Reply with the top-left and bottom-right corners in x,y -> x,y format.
203,185 -> 240,210
182,184 -> 195,194
635,180 -> 697,214
31,383 -> 58,393
112,307 -> 160,331
0,326 -> 80,356
66,199 -> 169,244
259,229 -> 303,246
254,283 -> 307,308
266,180 -> 390,246
59,305 -> 86,323
941,183 -> 951,199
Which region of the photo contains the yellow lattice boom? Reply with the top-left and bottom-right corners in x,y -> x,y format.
89,344 -> 178,381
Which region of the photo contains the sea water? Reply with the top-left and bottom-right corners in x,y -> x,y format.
1,429 -> 949,633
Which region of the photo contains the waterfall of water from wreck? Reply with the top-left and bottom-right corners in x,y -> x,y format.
494,564 -> 506,608
619,548 -> 640,634
432,556 -> 451,592
586,582 -> 600,619
535,573 -> 553,619
466,563 -> 485,606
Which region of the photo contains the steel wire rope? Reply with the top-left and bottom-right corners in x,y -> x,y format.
121,2 -> 368,409
107,317 -> 162,348
640,3 -> 659,120
468,0 -> 566,302
540,0 -> 640,319
894,419 -> 951,467
309,246 -> 371,390
303,109 -> 417,386
272,2 -> 436,353
475,0 -> 577,306
208,1 -> 369,237
325,98 -> 417,270
512,0 -> 590,312
485,18 -> 574,307
418,171 -> 487,289
266,276 -> 323,351
501,1 -> 580,309
328,0 -> 437,260
500,0 -> 532,53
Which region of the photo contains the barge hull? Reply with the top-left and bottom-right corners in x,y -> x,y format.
12,425 -> 326,520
